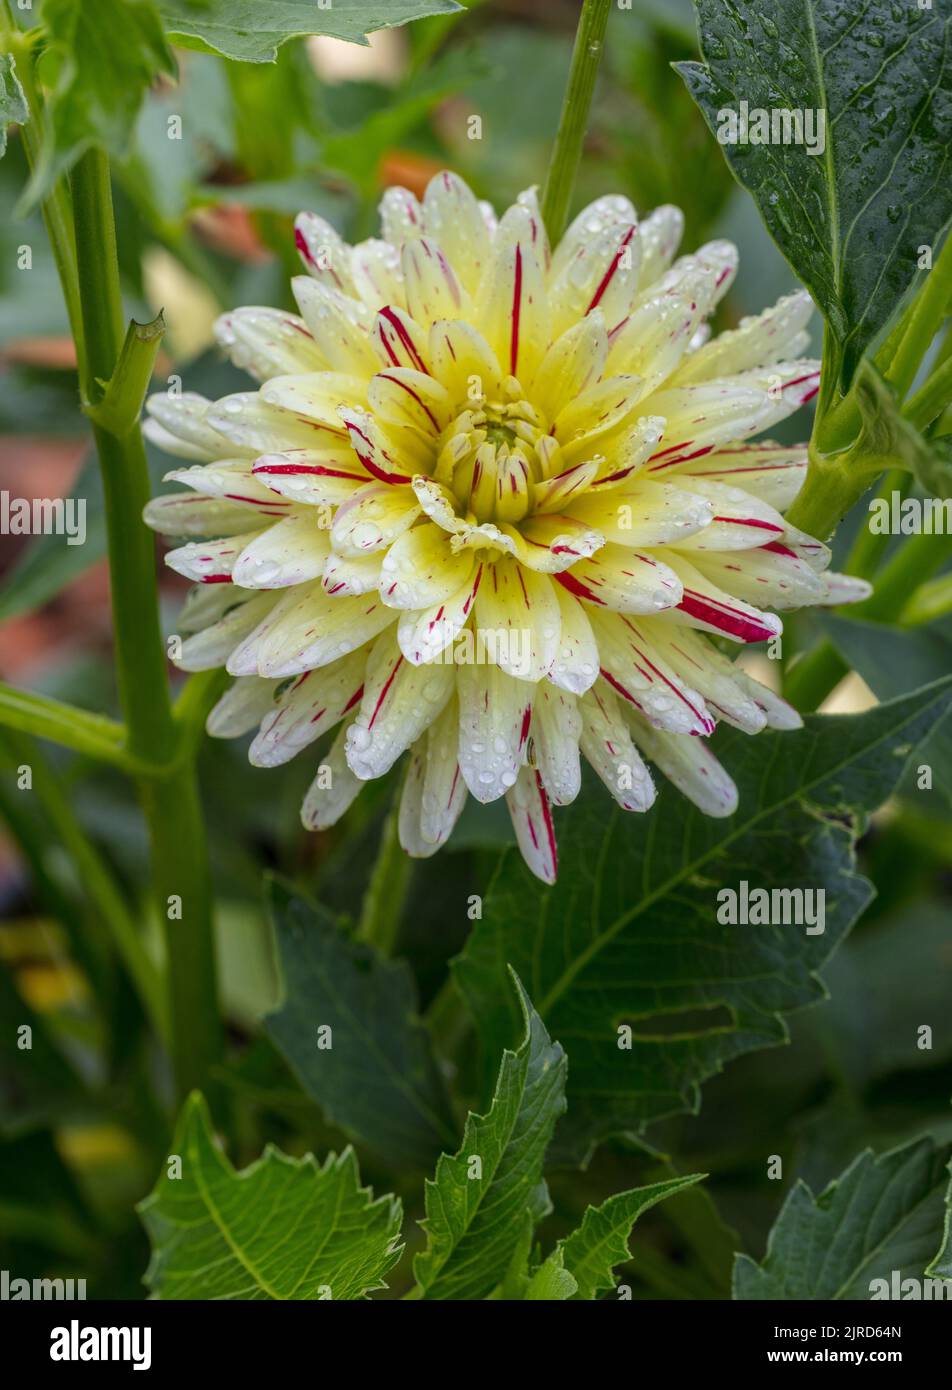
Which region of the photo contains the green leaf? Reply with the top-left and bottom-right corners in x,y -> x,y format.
456,680 -> 952,1164
263,878 -> 457,1171
158,0 -> 463,64
23,0 -> 176,211
823,615 -> 952,807
412,973 -> 567,1300
559,1175 -> 706,1300
734,1136 -> 951,1299
853,361 -> 952,497
677,1 -> 952,385
139,1092 -> 402,1299
926,1160 -> 952,1282
523,1248 -> 578,1301
0,52 -> 29,159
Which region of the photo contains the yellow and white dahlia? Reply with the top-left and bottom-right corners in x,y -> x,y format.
143,172 -> 869,883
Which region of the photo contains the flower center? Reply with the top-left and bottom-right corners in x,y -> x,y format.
437,379 -> 551,527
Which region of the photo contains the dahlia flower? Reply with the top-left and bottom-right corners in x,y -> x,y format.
143,172 -> 869,883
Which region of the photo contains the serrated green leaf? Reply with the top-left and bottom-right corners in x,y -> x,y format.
413,973 -> 567,1301
456,680 -> 952,1164
734,1136 -> 952,1299
523,1248 -> 578,1301
138,1092 -> 402,1299
22,0 -> 176,212
0,53 -> 29,159
926,1159 -> 952,1282
822,615 -> 952,808
559,1175 -> 705,1300
677,1 -> 952,385
158,0 -> 463,64
263,878 -> 457,1171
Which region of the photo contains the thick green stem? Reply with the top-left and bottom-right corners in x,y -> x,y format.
70,148 -> 221,1101
356,781 -> 412,957
784,440 -> 880,540
540,0 -> 612,243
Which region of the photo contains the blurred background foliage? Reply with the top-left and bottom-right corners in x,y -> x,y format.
0,0 -> 949,1300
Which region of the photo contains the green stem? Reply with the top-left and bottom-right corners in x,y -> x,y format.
356,780 -> 412,958
852,529 -> 952,623
0,682 -> 148,772
70,148 -> 222,1101
883,233 -> 952,399
784,640 -> 847,713
540,0 -> 612,243
903,353 -> 952,433
901,571 -> 952,625
844,468 -> 911,581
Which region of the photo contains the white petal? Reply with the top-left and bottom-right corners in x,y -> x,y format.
379,521 -> 474,610
578,682 -> 656,811
350,238 -> 403,312
473,558 -> 561,681
165,532 -> 264,584
505,766 -> 557,885
232,515 -> 330,590
291,277 -> 377,376
143,492 -> 270,538
249,650 -> 365,767
345,633 -> 454,779
530,685 -> 581,805
659,553 -> 784,643
397,564 -> 484,666
566,480 -> 712,547
145,391 -> 231,460
207,392 -> 341,453
672,290 -> 814,384
627,711 -> 738,817
548,585 -> 600,694
322,550 -> 384,597
331,482 -> 420,557
457,660 -> 532,803
254,586 -> 395,677
398,697 -> 467,855
214,306 -> 325,381
379,186 -> 424,247
402,237 -> 470,330
294,210 -> 355,294
422,170 -> 491,295
206,676 -> 278,738
300,719 -> 364,829
590,610 -> 715,735
476,204 -> 549,383
555,545 -> 683,614
252,449 -> 370,507
260,372 -> 367,433
178,592 -> 278,672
